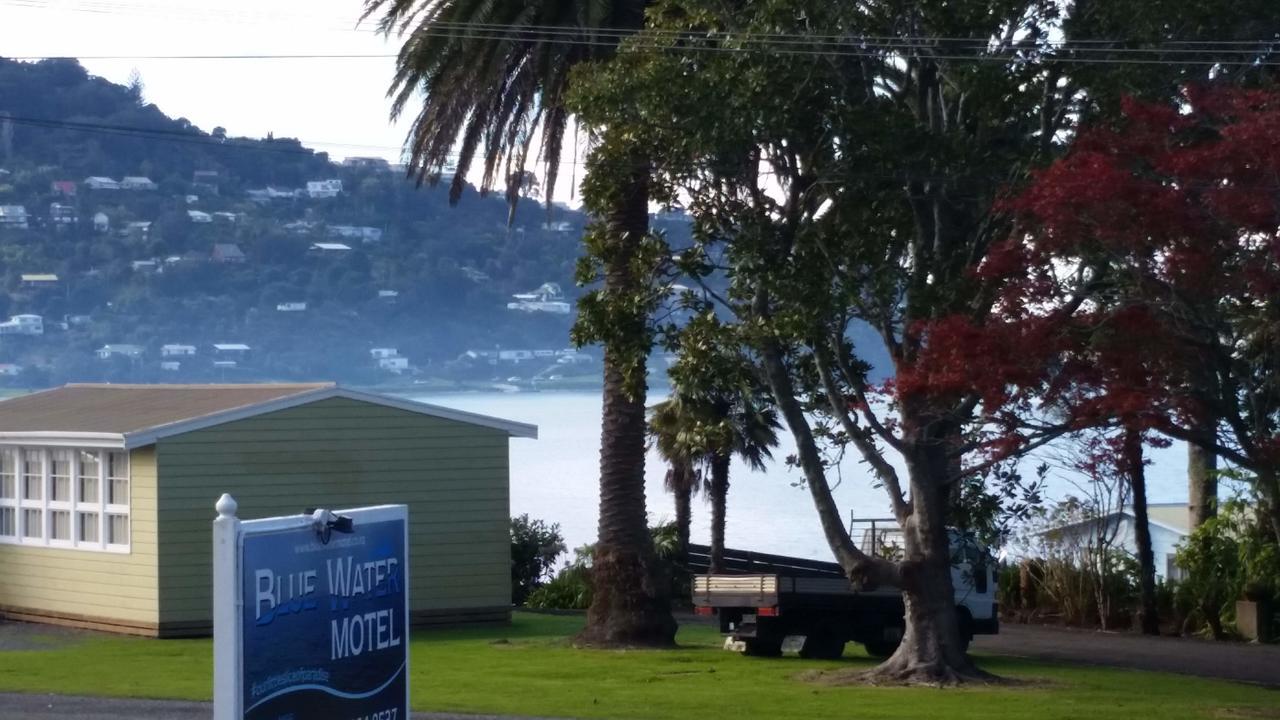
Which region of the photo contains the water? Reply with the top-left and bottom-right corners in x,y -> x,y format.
405,390 -> 1192,560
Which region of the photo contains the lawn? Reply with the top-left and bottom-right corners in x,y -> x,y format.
0,612 -> 1273,720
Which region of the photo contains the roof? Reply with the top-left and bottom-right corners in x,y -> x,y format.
0,383 -> 537,448
310,242 -> 352,251
1038,502 -> 1191,539
213,343 -> 250,351
22,273 -> 58,282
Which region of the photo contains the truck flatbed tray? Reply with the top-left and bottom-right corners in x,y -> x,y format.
685,544 -> 846,579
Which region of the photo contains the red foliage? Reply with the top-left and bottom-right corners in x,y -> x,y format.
900,86 -> 1280,459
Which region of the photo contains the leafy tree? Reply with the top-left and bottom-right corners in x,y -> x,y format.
366,0 -> 678,646
572,0 -> 1277,683
510,514 -> 568,605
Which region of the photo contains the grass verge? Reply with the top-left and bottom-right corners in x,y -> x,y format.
0,612 -> 1273,719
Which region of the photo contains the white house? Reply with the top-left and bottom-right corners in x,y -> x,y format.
187,210 -> 212,223
131,260 -> 159,273
370,348 -> 399,360
93,212 -> 110,233
378,356 -> 410,372
0,314 -> 43,336
49,203 -> 77,225
160,361 -> 181,371
213,343 -> 251,359
276,302 -> 307,312
0,205 -> 29,230
378,290 -> 399,301
1037,502 -> 1192,582
306,179 -> 343,198
96,344 -> 144,360
309,242 -> 352,254
329,225 -> 383,244
507,282 -> 572,315
121,176 -> 158,191
84,177 -> 120,191
160,344 -> 197,357
213,212 -> 241,223
20,274 -> 58,289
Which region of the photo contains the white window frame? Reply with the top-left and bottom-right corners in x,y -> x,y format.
0,444 -> 130,553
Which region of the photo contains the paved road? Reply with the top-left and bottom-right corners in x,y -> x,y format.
972,622 -> 1280,687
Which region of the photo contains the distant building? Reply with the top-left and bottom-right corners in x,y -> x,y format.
0,363 -> 22,377
370,348 -> 399,360
124,221 -> 152,239
309,242 -> 352,254
185,195 -> 199,204
96,344 -> 144,360
276,302 -> 307,312
284,220 -> 317,234
0,205 -> 29,230
192,170 -> 220,192
498,350 -> 534,363
343,157 -> 391,171
93,212 -> 110,233
121,176 -> 158,191
160,344 -> 197,357
20,274 -> 58,289
211,243 -> 246,264
212,343 -> 251,357
1036,503 -> 1192,583
49,203 -> 77,225
187,210 -> 212,224
212,212 -> 240,223
507,282 -> 571,315
83,177 -> 120,191
131,259 -> 159,273
378,356 -> 410,373
306,179 -> 343,199
541,221 -> 573,233
329,225 -> 383,244
50,181 -> 77,196
378,290 -> 399,302
160,361 -> 181,372
212,360 -> 238,370
247,187 -> 300,202
0,314 -> 43,336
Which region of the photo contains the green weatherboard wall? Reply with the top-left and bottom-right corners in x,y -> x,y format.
155,396 -> 512,636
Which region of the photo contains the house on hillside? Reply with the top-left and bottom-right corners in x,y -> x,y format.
507,282 -> 571,315
1036,502 -> 1192,582
342,157 -> 391,171
93,212 -> 110,233
20,274 -> 58,290
49,203 -> 77,225
187,210 -> 212,224
212,343 -> 250,359
378,356 -> 410,373
0,206 -> 29,230
0,383 -> 536,636
211,243 -> 246,264
276,302 -> 306,312
0,314 -> 43,336
309,242 -> 352,255
50,181 -> 77,197
0,364 -> 22,377
96,344 -> 144,360
84,177 -> 120,191
378,290 -> 399,303
329,225 -> 383,244
160,361 -> 181,372
306,179 -> 343,198
192,170 -> 220,193
370,348 -> 399,360
124,221 -> 152,240
121,176 -> 158,191
160,344 -> 197,358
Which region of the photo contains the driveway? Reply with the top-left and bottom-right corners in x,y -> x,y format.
973,622 -> 1280,687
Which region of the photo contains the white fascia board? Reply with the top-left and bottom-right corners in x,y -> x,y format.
0,431 -> 126,448
123,386 -> 537,449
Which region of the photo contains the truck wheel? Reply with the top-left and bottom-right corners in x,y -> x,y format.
742,638 -> 783,657
863,637 -> 900,658
798,635 -> 845,660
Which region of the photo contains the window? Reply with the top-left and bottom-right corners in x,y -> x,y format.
0,445 -> 131,552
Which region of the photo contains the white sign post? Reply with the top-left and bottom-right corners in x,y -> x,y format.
213,494 -> 410,720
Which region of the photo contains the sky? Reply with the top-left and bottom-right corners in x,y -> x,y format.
0,0 -> 585,200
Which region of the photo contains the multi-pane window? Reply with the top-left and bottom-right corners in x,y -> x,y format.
0,446 -> 130,552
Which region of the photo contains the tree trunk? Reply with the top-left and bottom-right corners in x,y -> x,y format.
708,453 -> 731,573
864,436 -> 988,684
673,471 -> 692,561
1123,430 -> 1160,636
576,165 -> 676,649
1187,439 -> 1217,529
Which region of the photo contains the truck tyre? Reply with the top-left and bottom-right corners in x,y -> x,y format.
863,632 -> 901,658
742,637 -> 783,657
956,608 -> 974,654
798,635 -> 846,660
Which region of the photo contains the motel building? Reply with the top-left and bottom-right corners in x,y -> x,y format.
0,383 -> 535,636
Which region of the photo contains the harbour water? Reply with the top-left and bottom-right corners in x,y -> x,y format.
406,390 -> 1193,560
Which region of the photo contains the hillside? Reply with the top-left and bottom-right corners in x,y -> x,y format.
0,58 -> 597,387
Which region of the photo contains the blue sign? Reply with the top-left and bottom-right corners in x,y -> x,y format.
239,510 -> 408,720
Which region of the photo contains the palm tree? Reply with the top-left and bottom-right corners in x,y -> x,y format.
363,0 -> 676,647
648,396 -> 704,559
702,394 -> 780,572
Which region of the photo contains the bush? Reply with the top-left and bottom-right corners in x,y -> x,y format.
510,515 -> 567,606
526,545 -> 593,610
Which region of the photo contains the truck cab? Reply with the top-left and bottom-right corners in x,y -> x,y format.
689,525 -> 998,659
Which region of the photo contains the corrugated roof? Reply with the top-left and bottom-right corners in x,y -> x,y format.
0,383 -> 332,435
0,383 -> 537,444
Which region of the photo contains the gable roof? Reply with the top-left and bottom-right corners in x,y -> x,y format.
1038,502 -> 1191,539
0,383 -> 537,448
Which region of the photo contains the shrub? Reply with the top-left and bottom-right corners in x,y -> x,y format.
526,545 -> 593,610
510,515 -> 567,605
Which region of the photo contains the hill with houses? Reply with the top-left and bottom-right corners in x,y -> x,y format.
0,58 -> 624,388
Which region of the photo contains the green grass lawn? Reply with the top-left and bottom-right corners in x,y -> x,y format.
0,612 -> 1273,719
